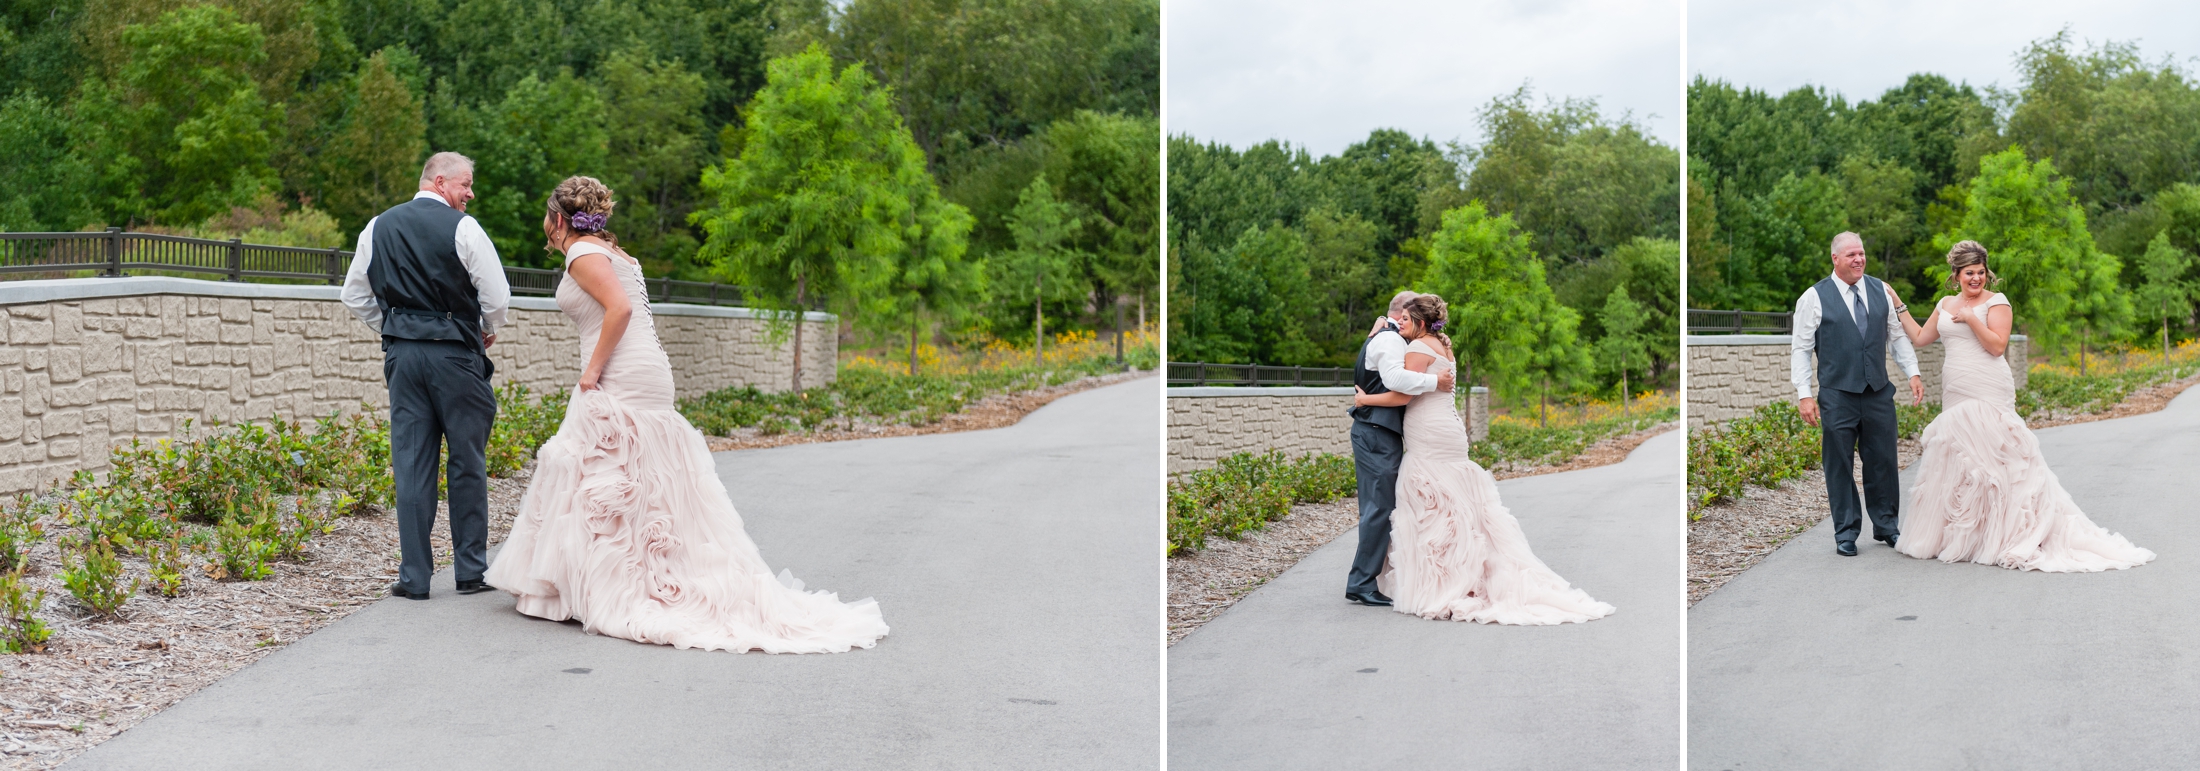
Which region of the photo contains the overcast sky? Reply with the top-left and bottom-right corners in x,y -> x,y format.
1690,0 -> 2200,101
1166,0 -> 1681,159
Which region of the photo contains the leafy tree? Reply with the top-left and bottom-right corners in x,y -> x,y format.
1043,110 -> 1159,344
0,94 -> 97,231
74,5 -> 282,227
1415,202 -> 1583,406
1465,88 -> 1680,266
2132,231 -> 2197,358
996,177 -> 1086,360
1595,283 -> 1650,413
445,69 -> 609,265
871,195 -> 982,374
599,51 -> 710,277
1725,170 -> 1850,311
320,48 -> 428,229
1933,146 -> 2131,359
692,45 -> 929,390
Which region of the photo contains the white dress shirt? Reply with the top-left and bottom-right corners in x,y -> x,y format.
340,191 -> 511,335
1366,328 -> 1441,395
1790,272 -> 1919,399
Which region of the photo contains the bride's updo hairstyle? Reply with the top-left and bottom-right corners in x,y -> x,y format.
1945,240 -> 1998,291
548,175 -> 618,245
1402,293 -> 1451,352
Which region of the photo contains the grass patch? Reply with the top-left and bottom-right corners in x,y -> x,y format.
1167,451 -> 1355,557
1472,391 -> 1678,469
681,329 -> 1157,436
1687,400 -> 1940,515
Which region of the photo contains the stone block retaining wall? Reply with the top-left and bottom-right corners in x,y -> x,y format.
1167,386 -> 1489,476
0,277 -> 835,493
1686,334 -> 2030,430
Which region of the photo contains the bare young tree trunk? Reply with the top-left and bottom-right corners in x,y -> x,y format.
910,309 -> 921,377
1621,369 -> 1630,417
1034,274 -> 1045,364
792,272 -> 806,392
2081,322 -> 2089,377
1108,297 -> 1126,365
1539,376 -> 1549,428
1138,294 -> 1145,331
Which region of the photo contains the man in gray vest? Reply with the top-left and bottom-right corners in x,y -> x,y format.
1791,232 -> 1922,557
1345,290 -> 1454,606
340,152 -> 512,599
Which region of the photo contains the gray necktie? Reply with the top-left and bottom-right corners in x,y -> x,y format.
1852,284 -> 1869,339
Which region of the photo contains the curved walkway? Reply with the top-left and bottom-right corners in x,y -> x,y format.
67,378 -> 1161,770
1690,387 -> 2200,769
1168,431 -> 1680,769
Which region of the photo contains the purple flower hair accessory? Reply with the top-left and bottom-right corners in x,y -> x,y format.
570,211 -> 609,232
1428,319 -> 1445,333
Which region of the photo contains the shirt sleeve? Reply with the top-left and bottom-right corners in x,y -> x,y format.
1888,298 -> 1920,378
340,218 -> 382,332
1789,290 -> 1820,400
1371,333 -> 1439,394
454,216 -> 511,335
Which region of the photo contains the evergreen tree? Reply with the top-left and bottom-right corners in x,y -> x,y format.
2133,231 -> 2197,359
997,177 -> 1087,361
322,48 -> 428,228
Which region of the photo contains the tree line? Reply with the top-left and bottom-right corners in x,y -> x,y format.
1167,89 -> 1680,405
1690,31 -> 2200,356
0,0 -> 1158,357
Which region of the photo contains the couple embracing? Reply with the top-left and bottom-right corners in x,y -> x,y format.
339,152 -> 888,653
1795,232 -> 2152,572
1342,291 -> 1614,625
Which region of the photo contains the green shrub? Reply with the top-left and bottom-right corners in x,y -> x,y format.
60,536 -> 137,617
488,382 -> 569,476
1167,451 -> 1355,556
0,570 -> 50,653
0,494 -> 47,572
1688,400 -> 1940,513
145,534 -> 190,597
211,513 -> 277,582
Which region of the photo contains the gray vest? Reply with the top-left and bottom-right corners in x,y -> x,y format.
366,196 -> 483,350
1811,276 -> 1891,395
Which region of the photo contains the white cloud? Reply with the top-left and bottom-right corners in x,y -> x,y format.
1167,0 -> 1681,157
1690,0 -> 2200,101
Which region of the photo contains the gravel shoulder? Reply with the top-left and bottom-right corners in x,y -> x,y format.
1167,421 -> 1676,645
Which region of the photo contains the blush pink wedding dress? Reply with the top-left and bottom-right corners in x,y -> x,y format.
1896,293 -> 2153,572
1377,338 -> 1615,625
484,241 -> 889,653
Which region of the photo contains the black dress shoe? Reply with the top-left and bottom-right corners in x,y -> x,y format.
1346,591 -> 1394,607
1835,541 -> 1858,557
455,579 -> 493,595
389,582 -> 430,600
1876,535 -> 1899,548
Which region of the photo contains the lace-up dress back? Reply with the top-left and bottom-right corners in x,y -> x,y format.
483,241 -> 889,652
1896,293 -> 2153,571
1377,338 -> 1615,625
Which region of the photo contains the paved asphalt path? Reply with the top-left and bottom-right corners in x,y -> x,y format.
1691,386 -> 2200,770
1169,431 -> 1681,770
68,378 -> 1161,770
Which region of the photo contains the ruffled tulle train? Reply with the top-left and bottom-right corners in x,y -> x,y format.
1897,398 -> 2154,572
485,389 -> 889,653
1379,454 -> 1616,626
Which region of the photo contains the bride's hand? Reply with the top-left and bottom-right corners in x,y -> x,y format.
579,366 -> 603,391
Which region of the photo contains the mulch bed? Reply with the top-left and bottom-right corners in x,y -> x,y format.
0,370 -> 1151,770
1167,422 -> 1677,645
1686,372 -> 2200,607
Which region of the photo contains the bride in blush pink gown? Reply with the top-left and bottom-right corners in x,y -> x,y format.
1353,294 -> 1614,625
1885,240 -> 2153,572
484,176 -> 888,653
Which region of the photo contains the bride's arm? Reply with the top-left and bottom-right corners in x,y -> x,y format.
567,250 -> 632,391
1963,300 -> 2013,357
1355,352 -> 1435,407
1885,283 -> 1940,346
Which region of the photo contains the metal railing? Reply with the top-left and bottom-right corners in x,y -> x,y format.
1167,362 -> 1355,387
1687,308 -> 1793,334
0,229 -> 769,307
